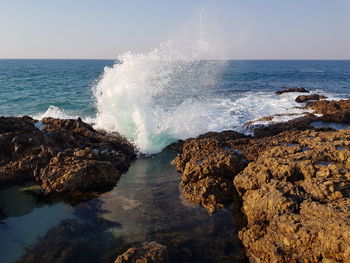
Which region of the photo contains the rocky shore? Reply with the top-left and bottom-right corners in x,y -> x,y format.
172,94 -> 350,262
0,116 -> 136,194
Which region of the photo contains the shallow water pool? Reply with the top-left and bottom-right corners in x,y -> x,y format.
0,150 -> 247,263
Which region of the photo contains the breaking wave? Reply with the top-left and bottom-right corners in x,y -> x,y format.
92,15 -> 309,154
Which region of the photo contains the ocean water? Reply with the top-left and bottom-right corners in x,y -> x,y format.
0,59 -> 349,153
1,59 -> 350,263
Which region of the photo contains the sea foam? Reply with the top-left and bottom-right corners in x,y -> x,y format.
93,16 -> 231,154
32,105 -> 79,120
92,17 -> 308,154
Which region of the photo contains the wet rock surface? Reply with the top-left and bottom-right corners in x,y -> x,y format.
275,87 -> 310,95
250,98 -> 350,138
251,114 -> 319,138
295,94 -> 327,103
0,116 -> 136,193
115,242 -> 169,263
244,113 -> 307,126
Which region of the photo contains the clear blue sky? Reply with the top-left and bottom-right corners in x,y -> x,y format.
1,0 -> 349,59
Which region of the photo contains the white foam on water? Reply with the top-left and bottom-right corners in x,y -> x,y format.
93,54 -> 312,154
32,105 -> 79,120
91,13 -> 337,154
93,14 -> 231,154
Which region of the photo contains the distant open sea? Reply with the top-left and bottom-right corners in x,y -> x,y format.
0,59 -> 349,152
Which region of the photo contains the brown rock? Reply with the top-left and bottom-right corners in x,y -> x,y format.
295,94 -> 327,103
307,99 -> 350,115
171,106 -> 350,262
196,130 -> 248,141
172,136 -> 248,213
0,117 -> 49,184
166,130 -> 248,154
39,148 -> 121,193
251,114 -> 319,138
234,128 -> 350,262
0,116 -> 136,194
115,242 -> 169,263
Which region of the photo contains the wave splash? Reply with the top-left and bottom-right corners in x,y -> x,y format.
32,105 -> 79,120
92,16 -> 309,154
93,19 -> 230,154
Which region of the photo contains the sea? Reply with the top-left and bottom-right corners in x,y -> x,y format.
0,59 -> 350,263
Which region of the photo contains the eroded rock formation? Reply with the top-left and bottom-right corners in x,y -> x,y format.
0,116 -> 136,193
172,99 -> 350,262
234,129 -> 350,262
307,99 -> 350,116
172,136 -> 248,213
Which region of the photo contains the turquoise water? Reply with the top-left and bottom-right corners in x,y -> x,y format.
0,60 -> 349,117
0,59 -> 113,117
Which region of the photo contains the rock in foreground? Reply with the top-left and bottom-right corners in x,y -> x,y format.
115,242 -> 169,263
174,128 -> 350,262
172,132 -> 248,213
0,116 -> 136,193
234,129 -> 350,263
172,99 -> 350,262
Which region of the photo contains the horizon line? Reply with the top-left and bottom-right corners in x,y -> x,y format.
1,58 -> 350,61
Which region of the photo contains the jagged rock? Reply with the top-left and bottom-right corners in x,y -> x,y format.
41,117 -> 135,171
0,116 -> 136,193
115,242 -> 169,263
172,135 -> 248,213
305,99 -> 350,124
166,130 -> 248,154
295,94 -> 327,103
234,129 -> 350,263
251,114 -> 319,138
196,130 -> 249,141
307,99 -> 350,115
171,99 -> 350,262
248,100 -> 350,138
275,87 -> 310,95
243,100 -> 350,137
39,148 -> 120,193
244,113 -> 311,126
0,116 -> 48,184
